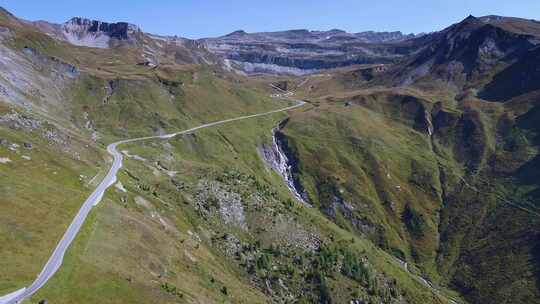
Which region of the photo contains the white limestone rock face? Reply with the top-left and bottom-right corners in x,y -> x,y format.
60,17 -> 141,48
202,28 -> 421,75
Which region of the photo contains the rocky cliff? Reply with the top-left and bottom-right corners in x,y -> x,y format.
202,29 -> 422,74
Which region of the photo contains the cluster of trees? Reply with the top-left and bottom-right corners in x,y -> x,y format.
306,244 -> 375,303
236,236 -> 402,303
160,282 -> 184,299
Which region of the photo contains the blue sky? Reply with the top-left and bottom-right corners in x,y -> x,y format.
2,0 -> 540,38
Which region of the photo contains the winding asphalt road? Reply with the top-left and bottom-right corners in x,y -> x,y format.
0,98 -> 305,304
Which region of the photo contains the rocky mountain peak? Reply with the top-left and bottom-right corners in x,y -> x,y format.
66,17 -> 95,26
224,30 -> 248,37
451,14 -> 484,33
65,17 -> 140,37
61,17 -> 141,48
395,13 -> 538,88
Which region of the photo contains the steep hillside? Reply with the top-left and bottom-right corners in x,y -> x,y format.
280,85 -> 540,304
387,15 -> 539,93
273,15 -> 540,304
479,45 -> 540,101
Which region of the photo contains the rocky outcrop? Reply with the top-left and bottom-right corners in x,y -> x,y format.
226,52 -> 396,71
22,47 -> 79,79
0,42 -> 78,108
0,110 -> 73,153
60,17 -> 141,48
196,180 -> 248,230
69,17 -> 138,40
57,17 -> 140,48
31,17 -> 141,48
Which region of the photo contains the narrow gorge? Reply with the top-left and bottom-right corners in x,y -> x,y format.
261,119 -> 309,204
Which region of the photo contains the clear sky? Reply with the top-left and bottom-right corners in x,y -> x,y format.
2,0 -> 540,38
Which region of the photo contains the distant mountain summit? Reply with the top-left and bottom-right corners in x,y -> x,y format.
201,28 -> 421,74
23,14 -> 215,66
32,17 -> 141,48
223,30 -> 248,38
214,28 -> 417,43
64,17 -> 141,45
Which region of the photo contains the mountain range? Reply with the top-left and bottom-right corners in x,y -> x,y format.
0,6 -> 539,304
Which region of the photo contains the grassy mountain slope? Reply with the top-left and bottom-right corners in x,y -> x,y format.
0,7 -> 453,304
270,15 -> 540,304
284,86 -> 540,304
32,113 -> 455,304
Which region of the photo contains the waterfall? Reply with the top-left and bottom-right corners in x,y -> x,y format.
261,123 -> 309,204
